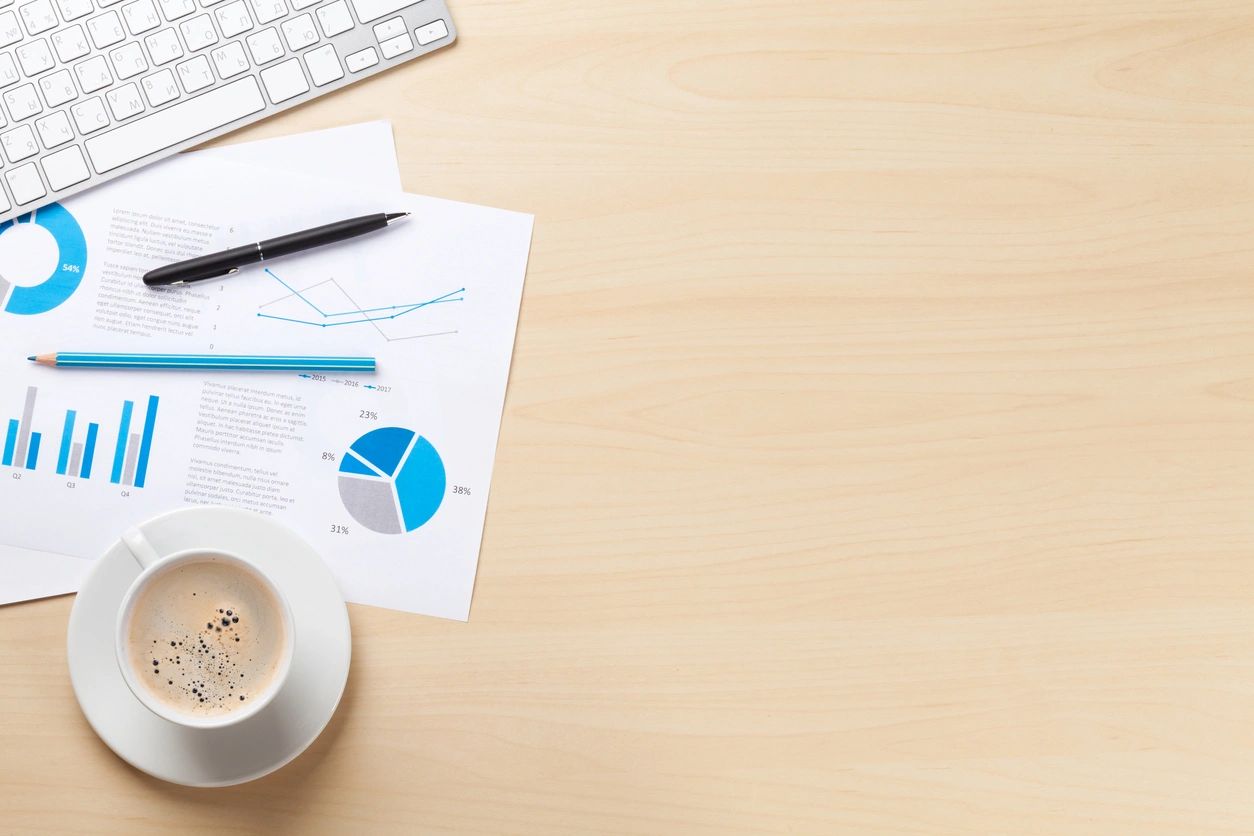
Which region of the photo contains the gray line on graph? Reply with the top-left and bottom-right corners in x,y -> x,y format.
259,276 -> 458,342
325,277 -> 389,340
384,330 -> 460,342
259,278 -> 336,309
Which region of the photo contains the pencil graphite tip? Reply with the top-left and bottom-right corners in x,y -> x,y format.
26,355 -> 34,361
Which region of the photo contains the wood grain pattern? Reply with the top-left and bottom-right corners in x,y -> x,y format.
6,0 -> 1254,831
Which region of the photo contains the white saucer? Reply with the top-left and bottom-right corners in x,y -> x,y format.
67,506 -> 352,787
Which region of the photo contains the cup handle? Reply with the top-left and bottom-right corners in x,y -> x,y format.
121,527 -> 162,570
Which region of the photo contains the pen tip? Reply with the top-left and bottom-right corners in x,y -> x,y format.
26,356 -> 34,361
384,212 -> 410,224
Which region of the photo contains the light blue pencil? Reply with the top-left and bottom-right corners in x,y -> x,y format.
29,352 -> 376,372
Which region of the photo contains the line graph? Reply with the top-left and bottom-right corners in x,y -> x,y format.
256,268 -> 464,342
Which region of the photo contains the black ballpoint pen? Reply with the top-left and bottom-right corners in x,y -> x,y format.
142,212 -> 410,286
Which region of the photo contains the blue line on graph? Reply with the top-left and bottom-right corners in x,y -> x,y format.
257,268 -> 464,327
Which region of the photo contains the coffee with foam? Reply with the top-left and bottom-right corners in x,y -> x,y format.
124,555 -> 288,717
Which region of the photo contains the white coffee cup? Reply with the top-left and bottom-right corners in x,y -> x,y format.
115,529 -> 295,730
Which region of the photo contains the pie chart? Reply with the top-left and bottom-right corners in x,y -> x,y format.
337,427 -> 445,535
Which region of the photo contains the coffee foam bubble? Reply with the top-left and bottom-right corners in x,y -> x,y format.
125,556 -> 287,717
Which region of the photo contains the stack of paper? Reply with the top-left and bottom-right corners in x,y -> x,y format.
0,122 -> 533,620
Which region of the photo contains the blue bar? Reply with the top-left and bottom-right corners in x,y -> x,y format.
2,419 -> 16,466
25,431 -> 40,470
134,395 -> 158,488
56,409 -> 76,475
111,400 -> 133,484
81,422 -> 98,479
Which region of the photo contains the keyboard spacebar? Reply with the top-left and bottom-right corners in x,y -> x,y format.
348,0 -> 421,23
85,78 -> 266,174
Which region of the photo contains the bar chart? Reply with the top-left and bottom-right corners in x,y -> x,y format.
1,385 -> 159,486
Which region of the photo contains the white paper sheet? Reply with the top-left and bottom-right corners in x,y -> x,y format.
1,124 -> 403,606
193,121 -> 402,191
0,148 -> 530,620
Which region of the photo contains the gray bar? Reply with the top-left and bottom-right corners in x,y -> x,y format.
13,386 -> 35,468
68,442 -> 83,478
0,275 -> 9,308
122,432 -> 140,486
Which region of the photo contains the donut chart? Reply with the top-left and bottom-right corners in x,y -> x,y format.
0,203 -> 88,316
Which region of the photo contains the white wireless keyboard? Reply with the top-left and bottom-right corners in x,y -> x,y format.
0,0 -> 454,221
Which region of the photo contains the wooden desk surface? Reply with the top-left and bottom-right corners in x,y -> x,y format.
5,0 -> 1254,832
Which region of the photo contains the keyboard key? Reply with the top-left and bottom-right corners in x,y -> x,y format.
41,145 -> 90,189
97,0 -> 124,7
105,81 -> 143,119
3,83 -> 40,120
198,0 -> 225,6
0,53 -> 19,87
289,0 -> 316,8
178,13 -> 217,50
156,0 -> 193,19
109,41 -> 147,78
303,42 -> 339,85
15,37 -> 54,75
371,15 -> 401,41
344,46 -> 375,73
245,0 -> 282,24
258,56 -> 304,102
314,0 -> 349,37
0,123 -> 37,160
210,40 -> 247,77
144,27 -> 182,64
18,0 -> 57,35
5,161 -> 44,203
54,0 -> 93,19
121,0 -> 159,34
34,109 -> 73,146
347,0 -> 416,24
87,10 -> 125,48
85,76 -> 264,172
279,13 -> 315,50
37,68 -> 76,106
245,26 -> 280,63
70,95 -> 108,132
213,0 -> 250,37
140,66 -> 177,105
414,18 -> 446,45
0,10 -> 20,47
51,24 -> 90,61
174,53 -> 211,91
378,31 -> 409,59
0,185 -> 11,214
74,55 -> 112,91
